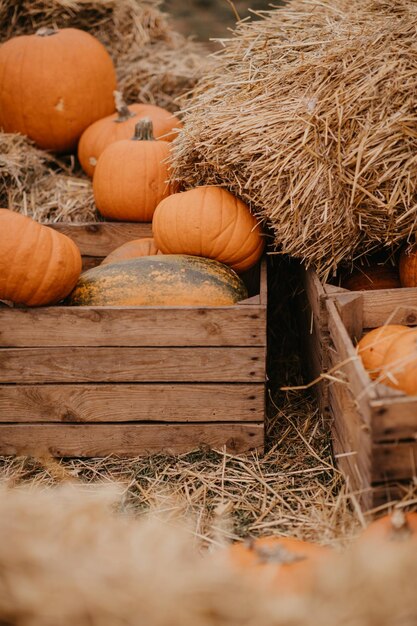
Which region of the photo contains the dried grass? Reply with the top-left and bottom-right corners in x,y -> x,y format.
0,0 -> 208,112
171,0 -> 417,280
0,483 -> 417,625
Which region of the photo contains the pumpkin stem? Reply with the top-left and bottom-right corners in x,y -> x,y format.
35,27 -> 58,37
132,118 -> 155,141
389,509 -> 412,541
113,90 -> 135,123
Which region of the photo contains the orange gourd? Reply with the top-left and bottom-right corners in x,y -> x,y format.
0,209 -> 81,306
357,325 -> 411,380
399,243 -> 417,287
380,328 -> 417,395
0,28 -> 116,153
78,92 -> 182,177
341,265 -> 401,291
152,186 -> 264,273
93,119 -> 172,222
358,510 -> 417,544
101,238 -> 160,266
225,536 -> 331,594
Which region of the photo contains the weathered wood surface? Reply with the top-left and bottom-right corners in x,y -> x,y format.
371,397 -> 417,442
0,347 -> 265,383
1,306 -> 266,347
49,222 -> 153,256
373,441 -> 417,482
0,423 -> 264,457
359,290 -> 417,329
0,383 -> 265,423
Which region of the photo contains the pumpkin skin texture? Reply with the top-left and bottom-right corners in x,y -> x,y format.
225,536 -> 332,594
101,238 -> 160,266
358,510 -> 417,544
341,265 -> 401,291
0,209 -> 82,306
78,93 -> 182,177
93,119 -> 172,222
399,244 -> 417,287
152,186 -> 264,273
380,328 -> 417,395
0,28 -> 117,153
67,255 -> 248,306
357,325 -> 411,380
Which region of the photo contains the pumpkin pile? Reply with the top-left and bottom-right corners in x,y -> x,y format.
339,246 -> 417,292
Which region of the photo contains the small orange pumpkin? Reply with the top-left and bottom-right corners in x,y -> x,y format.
0,28 -> 116,153
399,243 -> 417,287
358,510 -> 417,544
78,92 -> 182,177
225,536 -> 331,594
101,238 -> 160,266
357,325 -> 411,380
380,328 -> 417,395
93,119 -> 172,222
341,265 -> 401,291
152,186 -> 264,273
0,209 -> 82,306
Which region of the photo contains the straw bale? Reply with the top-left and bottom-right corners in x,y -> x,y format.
0,483 -> 416,625
171,0 -> 417,279
0,0 -> 208,112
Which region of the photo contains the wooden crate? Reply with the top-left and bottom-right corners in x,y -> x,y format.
300,266 -> 417,510
0,223 -> 266,458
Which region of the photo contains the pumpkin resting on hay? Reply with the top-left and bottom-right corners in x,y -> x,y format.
171,0 -> 417,279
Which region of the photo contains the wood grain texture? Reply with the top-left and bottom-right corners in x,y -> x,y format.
0,347 -> 265,383
49,222 -> 153,256
359,289 -> 417,329
0,383 -> 265,423
0,423 -> 264,457
373,441 -> 417,482
371,397 -> 417,442
1,306 -> 266,347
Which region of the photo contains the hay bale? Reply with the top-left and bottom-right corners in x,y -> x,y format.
0,0 -> 207,112
172,0 -> 417,278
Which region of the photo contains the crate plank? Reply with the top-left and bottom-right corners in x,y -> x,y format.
371,397 -> 417,442
0,306 -> 266,347
0,383 -> 265,423
0,347 -> 265,383
0,423 -> 264,457
359,290 -> 417,329
373,441 -> 417,482
49,222 -> 152,256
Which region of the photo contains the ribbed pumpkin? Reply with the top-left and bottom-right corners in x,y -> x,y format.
93,119 -> 172,222
101,238 -> 160,266
67,255 -> 248,306
225,536 -> 331,594
152,186 -> 264,273
341,265 -> 401,291
380,328 -> 417,395
357,325 -> 411,380
399,243 -> 417,287
0,209 -> 82,306
78,92 -> 182,177
358,510 -> 417,544
0,28 -> 116,153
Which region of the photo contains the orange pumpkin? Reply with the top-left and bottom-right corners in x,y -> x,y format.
152,186 -> 264,273
358,510 -> 417,544
0,209 -> 81,306
93,119 -> 172,222
225,536 -> 331,594
341,265 -> 401,291
380,328 -> 417,395
399,243 -> 417,287
101,238 -> 160,266
78,92 -> 182,177
0,28 -> 116,153
357,325 -> 411,379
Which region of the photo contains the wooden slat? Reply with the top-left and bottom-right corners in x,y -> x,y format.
0,347 -> 265,383
373,441 -> 417,482
360,289 -> 417,328
0,383 -> 265,423
0,423 -> 264,457
49,222 -> 153,256
1,306 -> 266,347
371,397 -> 417,441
